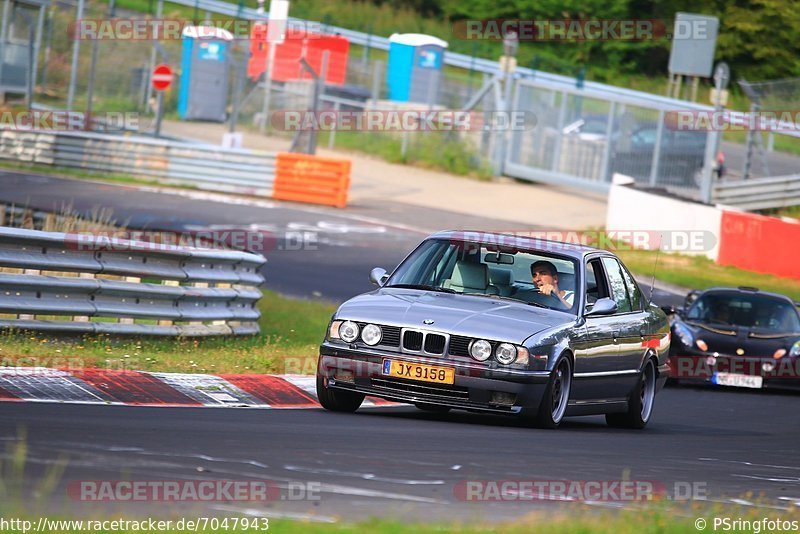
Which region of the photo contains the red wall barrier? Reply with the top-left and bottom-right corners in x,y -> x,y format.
717,210 -> 800,280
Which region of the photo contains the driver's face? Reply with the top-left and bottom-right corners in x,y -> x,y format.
532,268 -> 558,288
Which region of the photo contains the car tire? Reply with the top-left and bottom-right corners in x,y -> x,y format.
527,355 -> 572,429
316,367 -> 365,413
414,402 -> 451,413
606,359 -> 656,429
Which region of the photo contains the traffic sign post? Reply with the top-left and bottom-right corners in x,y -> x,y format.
152,64 -> 173,138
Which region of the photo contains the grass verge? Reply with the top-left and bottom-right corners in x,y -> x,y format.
0,160 -> 184,190
0,290 -> 335,376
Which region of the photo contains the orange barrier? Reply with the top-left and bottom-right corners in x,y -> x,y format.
273,153 -> 351,208
717,210 -> 800,280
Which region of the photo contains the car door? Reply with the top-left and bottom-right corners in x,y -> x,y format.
571,256 -> 620,402
600,257 -> 645,393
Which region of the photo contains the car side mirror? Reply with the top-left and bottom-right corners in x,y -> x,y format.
585,297 -> 617,317
660,305 -> 677,316
369,267 -> 388,287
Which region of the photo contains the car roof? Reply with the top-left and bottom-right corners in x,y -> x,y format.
428,230 -> 608,260
696,286 -> 797,306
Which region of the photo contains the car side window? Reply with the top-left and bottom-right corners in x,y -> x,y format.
585,258 -> 610,305
619,262 -> 643,311
600,257 -> 632,313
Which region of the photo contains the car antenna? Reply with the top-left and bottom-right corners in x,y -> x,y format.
647,235 -> 662,307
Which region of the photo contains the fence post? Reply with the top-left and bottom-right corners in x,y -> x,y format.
700,128 -> 720,204
649,109 -> 665,186
0,0 -> 11,100
600,101 -> 616,182
66,0 -> 85,111
328,100 -> 339,149
550,90 -> 568,172
146,0 -> 164,108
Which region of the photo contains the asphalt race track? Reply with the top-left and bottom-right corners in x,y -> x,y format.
1,386 -> 800,522
2,171 -> 784,522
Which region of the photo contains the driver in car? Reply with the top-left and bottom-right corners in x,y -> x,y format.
531,260 -> 574,308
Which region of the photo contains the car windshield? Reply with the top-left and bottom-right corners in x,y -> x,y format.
385,238 -> 580,314
686,292 -> 800,333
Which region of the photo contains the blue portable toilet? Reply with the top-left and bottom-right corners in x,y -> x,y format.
387,33 -> 448,105
178,26 -> 234,122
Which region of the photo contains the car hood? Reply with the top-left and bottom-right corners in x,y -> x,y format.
335,288 -> 573,345
681,320 -> 800,356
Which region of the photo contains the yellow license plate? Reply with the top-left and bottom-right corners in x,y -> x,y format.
382,359 -> 455,385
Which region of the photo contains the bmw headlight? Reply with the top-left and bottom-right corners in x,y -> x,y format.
495,343 -> 517,365
361,324 -> 382,346
469,339 -> 492,361
339,321 -> 360,343
791,340 -> 800,358
673,323 -> 694,347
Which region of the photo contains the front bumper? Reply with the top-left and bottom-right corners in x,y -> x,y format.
319,343 -> 551,414
668,353 -> 800,390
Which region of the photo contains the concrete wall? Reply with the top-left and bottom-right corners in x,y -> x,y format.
607,177 -> 800,280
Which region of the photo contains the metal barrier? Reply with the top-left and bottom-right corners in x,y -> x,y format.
0,130 -> 277,196
0,227 -> 266,336
713,174 -> 800,211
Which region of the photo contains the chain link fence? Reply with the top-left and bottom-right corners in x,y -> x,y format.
12,0 -> 797,201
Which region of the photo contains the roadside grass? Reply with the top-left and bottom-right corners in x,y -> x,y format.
765,204 -> 800,220
0,290 -> 334,375
0,160 -> 181,190
321,130 -> 493,180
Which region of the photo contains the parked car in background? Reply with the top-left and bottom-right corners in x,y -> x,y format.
317,231 -> 671,429
665,287 -> 800,390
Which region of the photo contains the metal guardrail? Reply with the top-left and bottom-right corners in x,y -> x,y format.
0,226 -> 266,336
713,174 -> 800,210
0,130 -> 277,196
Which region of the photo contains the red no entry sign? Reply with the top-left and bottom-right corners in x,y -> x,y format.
152,64 -> 174,92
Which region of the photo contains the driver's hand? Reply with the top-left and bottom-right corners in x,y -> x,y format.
538,283 -> 555,296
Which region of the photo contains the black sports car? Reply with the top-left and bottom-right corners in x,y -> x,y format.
665,287 -> 800,390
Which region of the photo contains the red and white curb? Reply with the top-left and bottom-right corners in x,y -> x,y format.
0,368 -> 398,408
